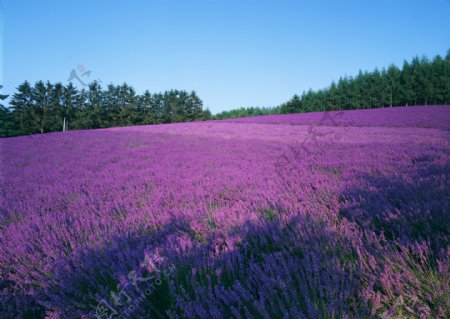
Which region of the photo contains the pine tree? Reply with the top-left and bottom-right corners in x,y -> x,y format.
10,81 -> 32,134
30,81 -> 51,134
386,65 -> 401,107
138,90 -> 153,124
48,82 -> 64,131
62,83 -> 81,130
0,85 -> 14,137
118,83 -> 138,126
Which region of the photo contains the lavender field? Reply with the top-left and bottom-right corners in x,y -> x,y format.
0,106 -> 449,318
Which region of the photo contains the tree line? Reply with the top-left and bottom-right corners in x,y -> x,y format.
0,82 -> 211,137
214,51 -> 450,118
1,51 -> 449,136
213,106 -> 282,120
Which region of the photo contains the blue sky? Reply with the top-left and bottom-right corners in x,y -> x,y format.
1,0 -> 449,113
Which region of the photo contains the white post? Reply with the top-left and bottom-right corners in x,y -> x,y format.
63,117 -> 66,132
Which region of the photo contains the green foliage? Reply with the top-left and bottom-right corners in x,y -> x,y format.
2,51 -> 449,135
280,94 -> 303,114
219,51 -> 450,118
213,105 -> 281,119
3,82 -> 211,136
0,86 -> 16,137
292,53 -> 450,113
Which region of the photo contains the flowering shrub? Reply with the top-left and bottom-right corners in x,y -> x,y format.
223,105 -> 450,129
0,106 -> 449,318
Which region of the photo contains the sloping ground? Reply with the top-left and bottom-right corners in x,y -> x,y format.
222,105 -> 450,129
0,106 -> 449,318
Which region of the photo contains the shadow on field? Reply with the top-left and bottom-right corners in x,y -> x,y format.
2,147 -> 449,318
6,212 -> 370,319
338,162 -> 450,253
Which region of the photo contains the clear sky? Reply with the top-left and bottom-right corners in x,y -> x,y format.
1,0 -> 449,114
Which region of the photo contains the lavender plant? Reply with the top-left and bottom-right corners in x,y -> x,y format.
0,106 -> 449,318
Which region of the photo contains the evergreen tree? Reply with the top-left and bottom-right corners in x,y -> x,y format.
62,83 -> 81,130
30,81 -> 51,134
10,81 -> 33,134
48,82 -> 64,131
385,65 -> 401,107
138,90 -> 153,124
280,94 -> 302,113
185,91 -> 205,121
3,50 -> 448,136
0,86 -> 14,137
80,81 -> 103,129
117,83 -> 138,126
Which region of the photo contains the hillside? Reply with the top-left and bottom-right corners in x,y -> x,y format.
1,106 -> 449,318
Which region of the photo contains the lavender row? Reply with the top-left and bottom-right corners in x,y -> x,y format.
0,107 -> 449,318
222,105 -> 450,129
